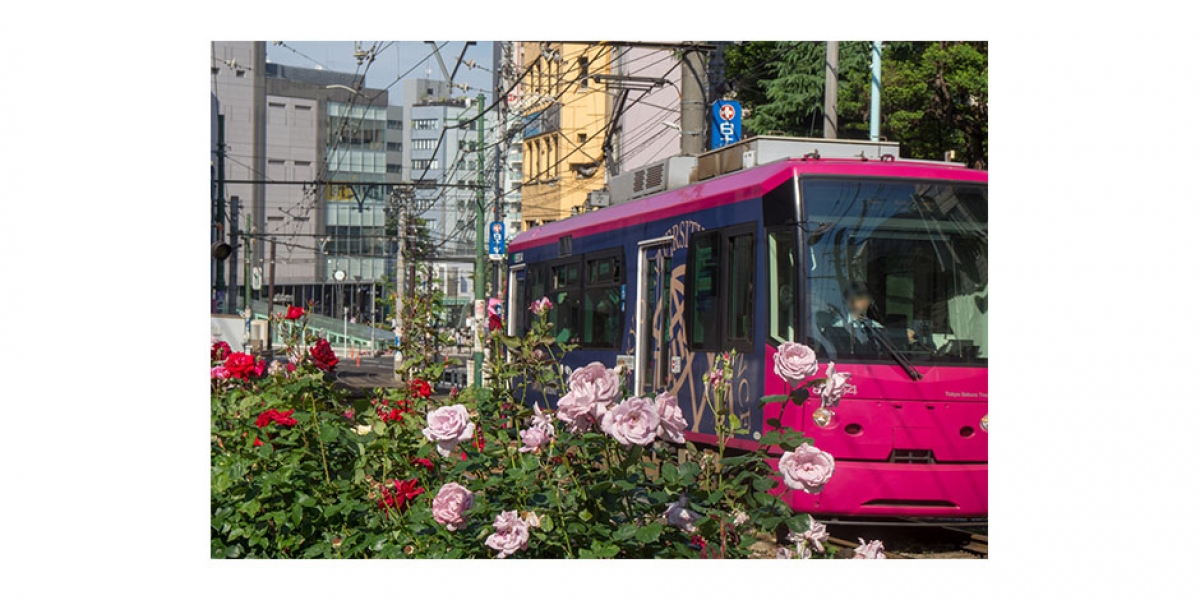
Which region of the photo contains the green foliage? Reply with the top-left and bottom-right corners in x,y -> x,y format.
212,297 -> 828,559
724,41 -> 987,168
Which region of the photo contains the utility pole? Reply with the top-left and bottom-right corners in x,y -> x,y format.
242,214 -> 252,353
473,92 -> 486,388
680,45 -> 707,156
266,238 -> 277,354
393,188 -> 408,381
823,41 -> 839,139
214,114 -> 227,313
228,197 -> 240,315
870,41 -> 883,141
491,42 -> 505,299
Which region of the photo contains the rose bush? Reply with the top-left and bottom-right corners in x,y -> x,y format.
212,291 -> 865,559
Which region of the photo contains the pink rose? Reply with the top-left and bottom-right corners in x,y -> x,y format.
773,341 -> 819,386
601,397 -> 661,447
817,362 -> 851,408
853,538 -> 887,559
568,362 -> 621,403
518,426 -> 550,453
776,547 -> 795,559
654,392 -> 688,444
787,518 -> 829,559
485,510 -> 530,559
778,443 -> 835,494
521,511 -> 541,529
556,383 -> 609,434
529,297 -> 553,316
530,404 -> 555,435
210,366 -> 232,380
422,405 -> 477,457
663,495 -> 698,533
431,482 -> 475,531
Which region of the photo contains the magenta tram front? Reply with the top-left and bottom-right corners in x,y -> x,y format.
508,156 -> 988,518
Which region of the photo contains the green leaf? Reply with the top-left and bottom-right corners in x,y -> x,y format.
634,522 -> 663,544
613,523 -> 639,541
579,509 -> 593,522
789,388 -> 810,406
766,418 -> 782,428
759,395 -> 788,405
319,424 -> 338,443
729,413 -> 742,431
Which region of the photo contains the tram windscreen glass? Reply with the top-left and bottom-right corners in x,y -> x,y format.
802,178 -> 987,366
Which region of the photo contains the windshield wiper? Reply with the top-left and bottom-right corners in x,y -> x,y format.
858,318 -> 923,381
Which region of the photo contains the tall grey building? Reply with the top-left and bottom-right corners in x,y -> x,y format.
211,42 -> 402,321
399,78 -> 495,307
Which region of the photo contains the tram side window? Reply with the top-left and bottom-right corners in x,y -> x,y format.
521,265 -> 547,335
768,230 -> 797,342
550,260 -> 581,344
686,230 -> 722,350
726,232 -> 755,344
582,254 -> 623,348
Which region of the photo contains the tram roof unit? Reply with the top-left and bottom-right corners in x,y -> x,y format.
509,155 -> 987,253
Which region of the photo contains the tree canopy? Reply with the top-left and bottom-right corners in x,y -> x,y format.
724,41 -> 987,169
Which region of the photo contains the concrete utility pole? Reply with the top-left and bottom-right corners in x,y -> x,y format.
473,92 -> 486,388
680,46 -> 708,156
870,41 -> 882,141
492,42 -> 505,298
824,41 -> 839,139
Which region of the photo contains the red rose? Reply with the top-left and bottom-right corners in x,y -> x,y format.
212,341 -> 232,362
255,409 -> 298,428
310,338 -> 338,371
252,359 -> 267,378
285,363 -> 296,373
411,458 -> 434,471
285,305 -> 305,320
412,379 -> 432,399
253,437 -> 263,447
224,352 -> 257,380
378,478 -> 424,513
488,314 -> 503,332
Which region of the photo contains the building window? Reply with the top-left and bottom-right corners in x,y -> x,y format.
386,142 -> 402,152
236,70 -> 246,78
412,139 -> 436,151
412,119 -> 438,130
578,133 -> 587,144
387,164 -> 402,174
387,119 -> 402,130
412,159 -> 438,170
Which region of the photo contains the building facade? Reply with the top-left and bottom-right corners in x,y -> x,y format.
517,42 -> 613,228
212,43 -> 402,322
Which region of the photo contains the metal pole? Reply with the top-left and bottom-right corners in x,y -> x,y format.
680,46 -> 707,156
473,92 -> 486,388
824,41 -> 839,139
215,114 -> 227,312
266,238 -> 277,354
370,281 -> 376,351
393,195 -> 407,380
870,41 -> 883,142
243,214 -> 252,353
228,197 -> 239,315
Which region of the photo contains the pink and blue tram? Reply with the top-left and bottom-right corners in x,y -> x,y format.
506,156 -> 987,518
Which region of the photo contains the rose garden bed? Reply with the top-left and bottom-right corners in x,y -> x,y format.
210,298 -> 886,559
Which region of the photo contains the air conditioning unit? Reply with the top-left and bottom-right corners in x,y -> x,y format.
697,135 -> 902,180
609,156 -> 697,205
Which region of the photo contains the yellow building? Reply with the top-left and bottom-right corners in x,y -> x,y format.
518,42 -> 613,229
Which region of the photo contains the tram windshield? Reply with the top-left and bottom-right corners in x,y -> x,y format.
802,178 -> 987,366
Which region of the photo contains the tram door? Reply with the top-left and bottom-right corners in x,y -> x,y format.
635,238 -> 673,395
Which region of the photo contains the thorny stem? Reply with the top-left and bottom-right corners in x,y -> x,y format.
310,394 -> 331,485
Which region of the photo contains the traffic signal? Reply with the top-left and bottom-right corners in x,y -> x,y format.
212,241 -> 233,260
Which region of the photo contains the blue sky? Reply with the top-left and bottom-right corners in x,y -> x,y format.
266,41 -> 496,106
